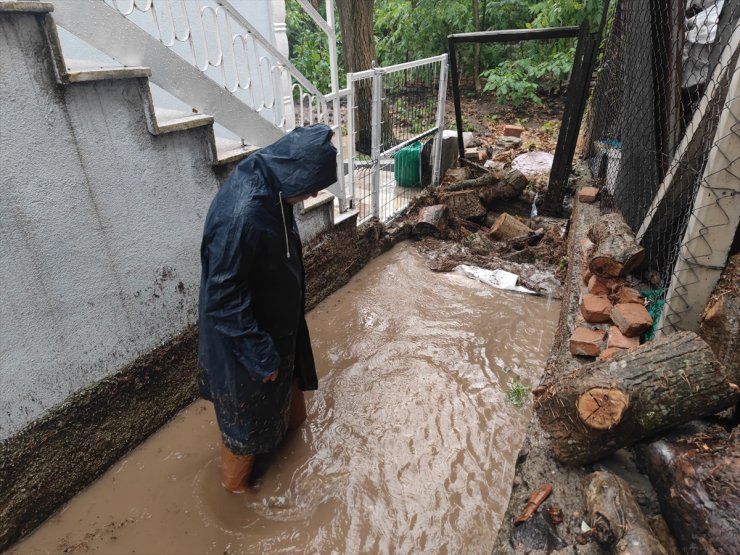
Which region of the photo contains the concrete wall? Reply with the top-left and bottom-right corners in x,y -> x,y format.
0,11 -> 225,440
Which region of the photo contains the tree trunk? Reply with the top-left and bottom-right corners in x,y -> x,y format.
440,189 -> 486,222
413,204 -> 449,237
336,0 -> 376,154
536,331 -> 736,465
489,213 -> 531,240
472,0 -> 481,94
700,253 -> 740,382
587,212 -> 645,277
642,424 -> 740,555
584,471 -> 668,554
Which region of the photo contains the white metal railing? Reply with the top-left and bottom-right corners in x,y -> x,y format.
347,55 -> 448,223
51,0 -> 349,209
102,0 -> 329,131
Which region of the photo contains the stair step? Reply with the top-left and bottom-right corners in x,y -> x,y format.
301,190 -> 335,214
214,137 -> 259,166
0,2 -> 54,13
65,66 -> 151,83
153,107 -> 213,134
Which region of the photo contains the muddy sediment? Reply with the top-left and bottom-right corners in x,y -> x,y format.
10,243 -> 559,554
0,211 -> 401,552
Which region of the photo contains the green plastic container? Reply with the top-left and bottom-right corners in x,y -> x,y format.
394,142 -> 423,187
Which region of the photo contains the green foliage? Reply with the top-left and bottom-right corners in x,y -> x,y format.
285,0 -> 341,92
505,378 -> 529,407
285,0 -> 607,107
559,256 -> 569,271
478,0 -> 605,106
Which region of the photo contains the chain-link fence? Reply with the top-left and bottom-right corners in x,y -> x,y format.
347,56 -> 447,223
583,0 -> 740,334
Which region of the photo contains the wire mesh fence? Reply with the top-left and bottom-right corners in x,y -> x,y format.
347,56 -> 447,223
583,0 -> 740,334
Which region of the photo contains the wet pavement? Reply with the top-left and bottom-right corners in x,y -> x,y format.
10,243 -> 559,554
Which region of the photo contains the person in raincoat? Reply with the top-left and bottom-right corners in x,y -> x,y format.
198,123 -> 337,493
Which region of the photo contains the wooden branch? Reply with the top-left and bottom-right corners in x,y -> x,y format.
584,471 -> 668,554
536,331 -> 736,465
587,212 -> 645,277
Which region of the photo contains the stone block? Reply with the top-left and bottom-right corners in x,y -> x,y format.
503,124 -> 524,137
570,327 -> 606,357
496,136 -> 522,149
581,294 -> 613,323
611,303 -> 653,337
614,286 -> 643,305
607,325 -> 640,350
588,275 -> 625,296
578,187 -> 599,203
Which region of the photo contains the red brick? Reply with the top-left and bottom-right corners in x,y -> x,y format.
581,294 -> 613,323
614,286 -> 643,305
570,327 -> 606,357
578,187 -> 599,203
611,303 -> 653,337
607,325 -> 640,350
599,347 -> 626,361
588,275 -> 625,296
503,124 -> 524,137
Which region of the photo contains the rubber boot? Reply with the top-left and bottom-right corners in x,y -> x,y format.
220,442 -> 255,494
287,379 -> 307,431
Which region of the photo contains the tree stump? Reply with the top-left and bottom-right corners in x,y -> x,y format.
642,425 -> 740,555
587,212 -> 645,277
412,204 -> 449,237
584,471 -> 668,554
479,169 -> 529,207
439,189 -> 486,222
489,213 -> 532,240
536,331 -> 736,465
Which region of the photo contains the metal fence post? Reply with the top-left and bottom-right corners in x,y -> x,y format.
371,69 -> 383,219
432,55 -> 449,187
347,75 -> 356,208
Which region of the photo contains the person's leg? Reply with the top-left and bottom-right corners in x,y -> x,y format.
220,442 -> 255,493
287,379 -> 307,431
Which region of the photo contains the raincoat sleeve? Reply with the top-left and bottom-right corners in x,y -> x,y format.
201,221 -> 279,382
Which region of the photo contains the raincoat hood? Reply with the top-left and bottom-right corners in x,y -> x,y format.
246,123 -> 338,198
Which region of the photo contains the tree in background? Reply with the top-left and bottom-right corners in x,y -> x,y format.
288,1 -> 605,109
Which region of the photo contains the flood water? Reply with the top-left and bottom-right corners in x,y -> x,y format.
11,243 -> 559,555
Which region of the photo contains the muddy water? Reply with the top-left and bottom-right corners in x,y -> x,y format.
11,243 -> 559,555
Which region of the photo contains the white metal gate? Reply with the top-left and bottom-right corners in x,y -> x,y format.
346,55 -> 448,223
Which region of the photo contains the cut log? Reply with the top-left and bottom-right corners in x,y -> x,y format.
489,213 -> 532,240
413,204 -> 449,237
642,425 -> 740,555
584,471 -> 668,554
587,212 -> 646,277
479,169 -> 529,206
507,229 -> 545,250
536,331 -> 736,465
439,189 -> 486,221
699,253 -> 739,381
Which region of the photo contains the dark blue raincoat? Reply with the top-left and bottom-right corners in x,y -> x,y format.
198,124 -> 337,455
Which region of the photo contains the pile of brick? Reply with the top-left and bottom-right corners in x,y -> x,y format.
569,192 -> 653,359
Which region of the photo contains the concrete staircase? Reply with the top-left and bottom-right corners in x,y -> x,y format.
0,1 -> 342,443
